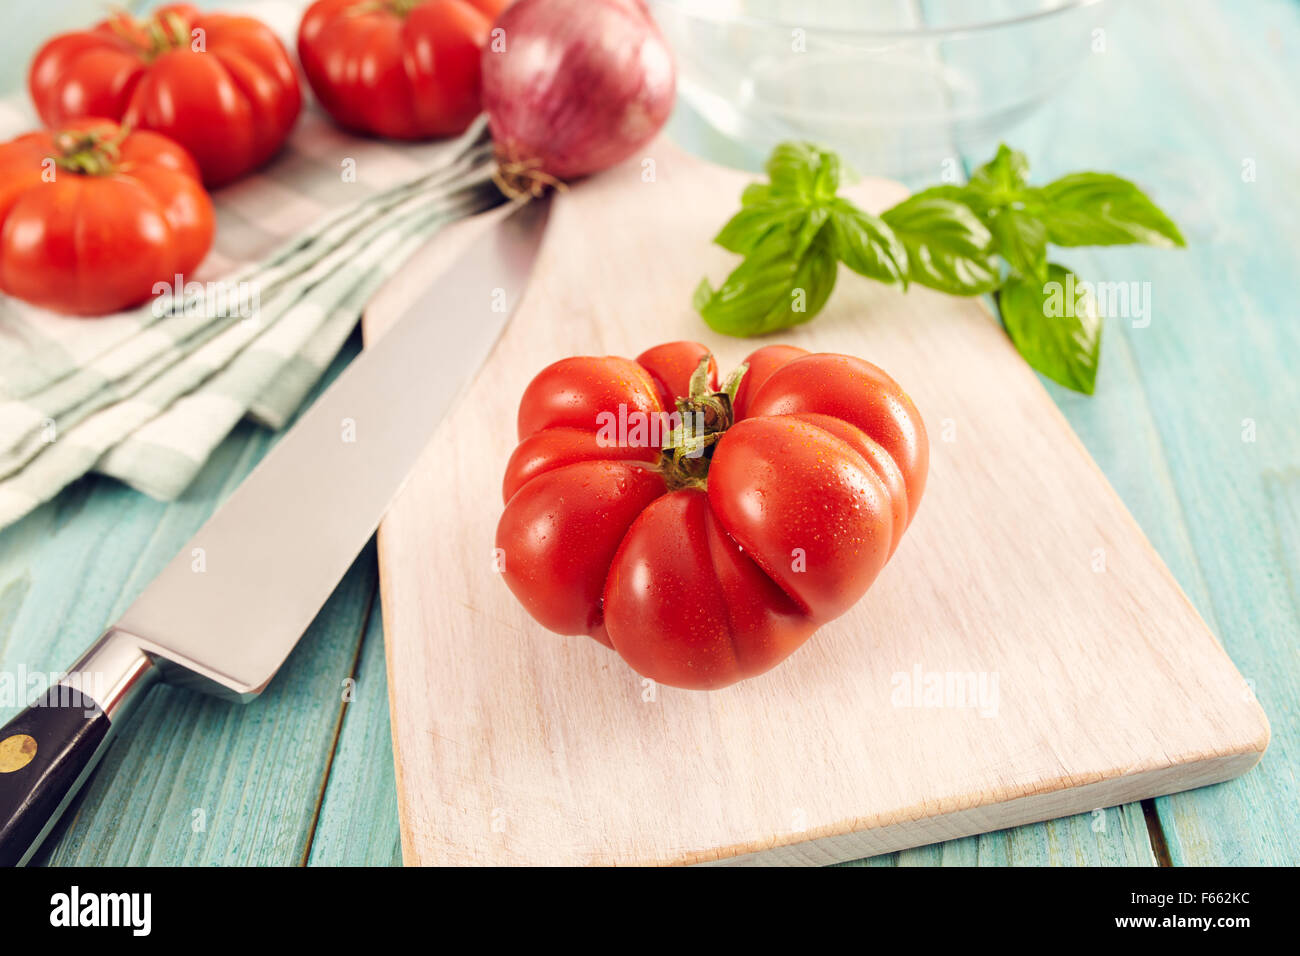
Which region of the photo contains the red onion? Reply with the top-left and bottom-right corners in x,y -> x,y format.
481,0 -> 676,195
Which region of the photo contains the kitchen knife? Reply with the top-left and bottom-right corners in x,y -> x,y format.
0,195 -> 551,867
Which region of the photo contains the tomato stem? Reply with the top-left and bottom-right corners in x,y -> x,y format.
52,125 -> 131,177
659,356 -> 749,492
106,8 -> 192,61
344,0 -> 426,18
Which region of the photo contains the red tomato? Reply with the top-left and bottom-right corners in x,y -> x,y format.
298,0 -> 509,140
496,341 -> 928,689
29,4 -> 301,187
0,120 -> 214,316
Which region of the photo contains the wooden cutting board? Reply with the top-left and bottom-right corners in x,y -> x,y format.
362,140 -> 1268,866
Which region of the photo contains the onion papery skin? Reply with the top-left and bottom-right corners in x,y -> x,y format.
481,0 -> 676,182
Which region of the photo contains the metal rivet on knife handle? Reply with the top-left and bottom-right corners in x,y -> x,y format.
0,734 -> 38,773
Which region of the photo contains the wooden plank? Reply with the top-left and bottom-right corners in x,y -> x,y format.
367,139 -> 1266,866
0,344 -> 381,864
972,0 -> 1300,866
1118,0 -> 1299,867
307,602 -> 404,867
836,0 -> 1299,868
43,543 -> 377,865
846,805 -> 1157,866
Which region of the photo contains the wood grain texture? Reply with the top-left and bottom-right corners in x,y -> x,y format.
662,59 -> 1163,871
307,600 -> 404,866
0,344 -> 387,866
655,0 -> 1300,868
45,546 -> 375,865
364,140 -> 1268,866
973,0 -> 1300,867
0,0 -> 1290,869
845,800 -> 1156,867
1121,0 -> 1300,869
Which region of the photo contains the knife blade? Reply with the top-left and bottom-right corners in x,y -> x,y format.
0,195 -> 551,866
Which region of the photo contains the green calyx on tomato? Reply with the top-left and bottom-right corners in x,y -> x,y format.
354,0 -> 426,17
659,357 -> 749,492
50,125 -> 130,177
377,0 -> 426,16
107,11 -> 192,62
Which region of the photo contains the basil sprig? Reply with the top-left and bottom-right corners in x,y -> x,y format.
694,143 -> 905,336
695,142 -> 1185,395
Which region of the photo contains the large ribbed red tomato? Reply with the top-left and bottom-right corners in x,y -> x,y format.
29,4 -> 301,187
298,0 -> 508,140
496,340 -> 928,690
0,120 -> 213,316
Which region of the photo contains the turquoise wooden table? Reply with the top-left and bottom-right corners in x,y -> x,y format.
1,0 -> 1295,866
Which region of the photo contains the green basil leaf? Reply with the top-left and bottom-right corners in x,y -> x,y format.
787,232 -> 840,322
696,224 -> 839,336
811,150 -> 842,201
712,197 -> 806,255
764,141 -> 840,202
740,183 -> 774,206
1038,172 -> 1186,247
881,195 -> 1000,295
792,206 -> 831,259
764,142 -> 819,199
986,206 -> 1049,283
691,277 -> 713,315
904,183 -> 993,215
998,263 -> 1102,394
968,143 -> 1031,197
827,199 -> 907,286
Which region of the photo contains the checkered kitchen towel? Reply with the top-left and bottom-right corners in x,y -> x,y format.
0,0 -> 503,526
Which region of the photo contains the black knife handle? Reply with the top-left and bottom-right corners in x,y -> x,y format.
0,631 -> 155,866
0,686 -> 111,867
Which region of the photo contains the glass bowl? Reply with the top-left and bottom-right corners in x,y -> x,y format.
651,0 -> 1108,177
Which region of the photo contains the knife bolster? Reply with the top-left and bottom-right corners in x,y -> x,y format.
66,628 -> 159,721
0,631 -> 157,866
